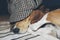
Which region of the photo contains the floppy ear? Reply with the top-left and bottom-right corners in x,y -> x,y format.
30,10 -> 44,24
15,10 -> 44,28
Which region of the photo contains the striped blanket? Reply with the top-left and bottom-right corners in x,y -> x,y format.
0,26 -> 59,40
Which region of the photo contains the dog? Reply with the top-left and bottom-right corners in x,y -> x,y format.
12,9 -> 60,39
10,5 -> 49,33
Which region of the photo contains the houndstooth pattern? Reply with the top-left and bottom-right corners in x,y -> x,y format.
8,0 -> 42,22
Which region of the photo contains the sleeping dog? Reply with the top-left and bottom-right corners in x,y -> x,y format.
11,9 -> 60,38
11,10 -> 44,33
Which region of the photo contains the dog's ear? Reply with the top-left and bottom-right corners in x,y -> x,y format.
30,10 -> 44,24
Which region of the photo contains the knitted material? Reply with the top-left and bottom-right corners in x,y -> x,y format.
8,0 -> 42,22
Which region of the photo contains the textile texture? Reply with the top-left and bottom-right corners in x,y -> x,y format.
8,0 -> 42,22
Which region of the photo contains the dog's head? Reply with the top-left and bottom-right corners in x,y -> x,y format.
12,10 -> 44,34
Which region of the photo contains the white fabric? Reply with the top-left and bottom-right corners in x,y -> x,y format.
0,28 -> 59,40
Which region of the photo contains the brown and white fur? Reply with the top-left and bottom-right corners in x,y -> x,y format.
14,10 -> 44,33
13,9 -> 60,39
29,9 -> 60,39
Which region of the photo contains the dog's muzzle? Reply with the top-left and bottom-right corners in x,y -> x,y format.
11,25 -> 28,34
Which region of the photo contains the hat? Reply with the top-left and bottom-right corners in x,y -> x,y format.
8,0 -> 42,22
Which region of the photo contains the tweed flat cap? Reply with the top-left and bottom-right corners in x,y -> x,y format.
8,0 -> 42,22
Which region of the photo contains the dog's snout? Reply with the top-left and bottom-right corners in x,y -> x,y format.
12,28 -> 20,34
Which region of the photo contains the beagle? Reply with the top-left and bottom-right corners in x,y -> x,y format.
12,9 -> 60,36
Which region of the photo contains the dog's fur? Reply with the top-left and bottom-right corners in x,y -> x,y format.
13,9 -> 60,39
47,9 -> 60,26
28,9 -> 60,39
14,10 -> 44,33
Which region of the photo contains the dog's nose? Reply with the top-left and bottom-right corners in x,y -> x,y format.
12,28 -> 20,34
